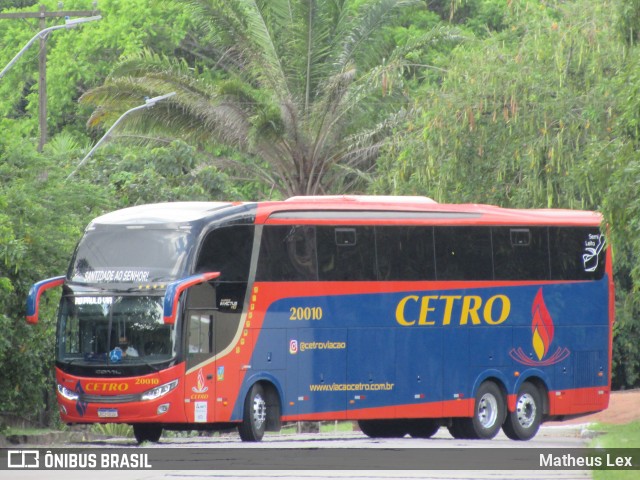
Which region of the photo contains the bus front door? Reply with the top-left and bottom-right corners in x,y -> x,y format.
183,282 -> 218,424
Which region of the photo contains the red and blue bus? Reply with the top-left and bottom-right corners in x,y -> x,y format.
27,196 -> 614,443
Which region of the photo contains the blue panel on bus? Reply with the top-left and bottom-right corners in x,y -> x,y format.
289,328 -> 348,416
246,279 -> 610,416
395,328 -> 443,410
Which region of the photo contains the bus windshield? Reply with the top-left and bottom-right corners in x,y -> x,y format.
57,295 -> 176,366
69,227 -> 192,284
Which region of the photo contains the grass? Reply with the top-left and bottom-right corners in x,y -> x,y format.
589,420 -> 640,480
91,423 -> 133,438
277,421 -> 355,435
2,427 -> 57,436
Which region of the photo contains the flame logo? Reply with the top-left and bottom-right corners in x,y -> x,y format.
191,368 -> 209,394
509,288 -> 570,366
531,289 -> 553,360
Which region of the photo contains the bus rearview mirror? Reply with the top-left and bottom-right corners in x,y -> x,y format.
26,276 -> 66,324
163,272 -> 221,324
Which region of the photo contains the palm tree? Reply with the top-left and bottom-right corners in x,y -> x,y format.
81,0 -> 456,196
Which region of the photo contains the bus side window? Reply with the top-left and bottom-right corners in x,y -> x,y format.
434,227 -> 493,280
549,227 -> 606,280
493,227 -> 550,280
195,225 -> 254,282
256,226 -> 317,281
317,226 -> 376,281
375,227 -> 436,280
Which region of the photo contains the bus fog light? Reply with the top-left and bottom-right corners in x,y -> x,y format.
141,379 -> 179,401
59,404 -> 67,415
157,403 -> 170,415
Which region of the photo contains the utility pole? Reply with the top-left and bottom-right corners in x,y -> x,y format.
0,2 -> 100,152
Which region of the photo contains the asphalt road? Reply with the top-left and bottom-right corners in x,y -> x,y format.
4,423 -> 597,480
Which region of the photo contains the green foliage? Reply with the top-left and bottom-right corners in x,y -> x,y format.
616,0 -> 640,46
376,0 -> 622,209
0,1 -> 37,8
77,140 -> 245,204
80,0 -> 461,196
590,421 -> 640,479
0,140 -> 112,426
91,423 -> 133,438
0,0 -> 192,140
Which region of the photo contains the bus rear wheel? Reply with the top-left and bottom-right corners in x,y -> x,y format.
133,423 -> 162,443
238,383 -> 267,442
502,382 -> 542,441
450,382 -> 505,440
468,381 -> 506,439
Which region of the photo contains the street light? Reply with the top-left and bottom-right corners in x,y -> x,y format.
66,92 -> 177,180
0,15 -> 102,80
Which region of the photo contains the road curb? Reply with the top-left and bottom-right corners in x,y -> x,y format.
0,431 -> 106,447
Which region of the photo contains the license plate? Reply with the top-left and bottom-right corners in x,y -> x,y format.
97,408 -> 118,418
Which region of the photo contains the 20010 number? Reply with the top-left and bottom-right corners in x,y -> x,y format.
289,307 -> 323,321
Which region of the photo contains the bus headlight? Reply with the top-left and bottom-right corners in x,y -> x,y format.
141,379 -> 179,401
57,384 -> 79,401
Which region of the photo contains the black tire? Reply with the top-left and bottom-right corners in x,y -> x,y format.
467,382 -> 506,440
358,420 -> 408,438
407,419 -> 439,439
238,383 -> 267,442
447,418 -> 470,439
502,382 -> 542,441
133,423 -> 162,443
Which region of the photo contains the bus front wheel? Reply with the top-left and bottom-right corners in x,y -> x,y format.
502,382 -> 542,441
238,383 -> 267,442
133,423 -> 162,443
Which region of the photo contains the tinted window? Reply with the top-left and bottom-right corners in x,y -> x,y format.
185,283 -> 215,369
493,227 -> 550,280
70,228 -> 192,283
434,227 -> 493,280
196,225 -> 254,281
317,227 -> 377,281
376,227 -> 435,280
549,227 -> 606,280
185,311 -> 214,369
256,226 -> 317,281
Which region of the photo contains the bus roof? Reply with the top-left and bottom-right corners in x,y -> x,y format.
87,197 -> 603,229
89,202 -> 238,226
256,196 -> 602,226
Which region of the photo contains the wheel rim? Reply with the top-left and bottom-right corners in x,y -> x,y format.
252,392 -> 267,429
477,393 -> 498,428
515,393 -> 536,429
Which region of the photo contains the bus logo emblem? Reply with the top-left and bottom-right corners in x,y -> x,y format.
192,368 -> 209,394
289,340 -> 298,355
509,288 -> 570,366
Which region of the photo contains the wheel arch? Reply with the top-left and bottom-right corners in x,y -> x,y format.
237,373 -> 283,431
511,371 -> 550,416
471,370 -> 510,403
